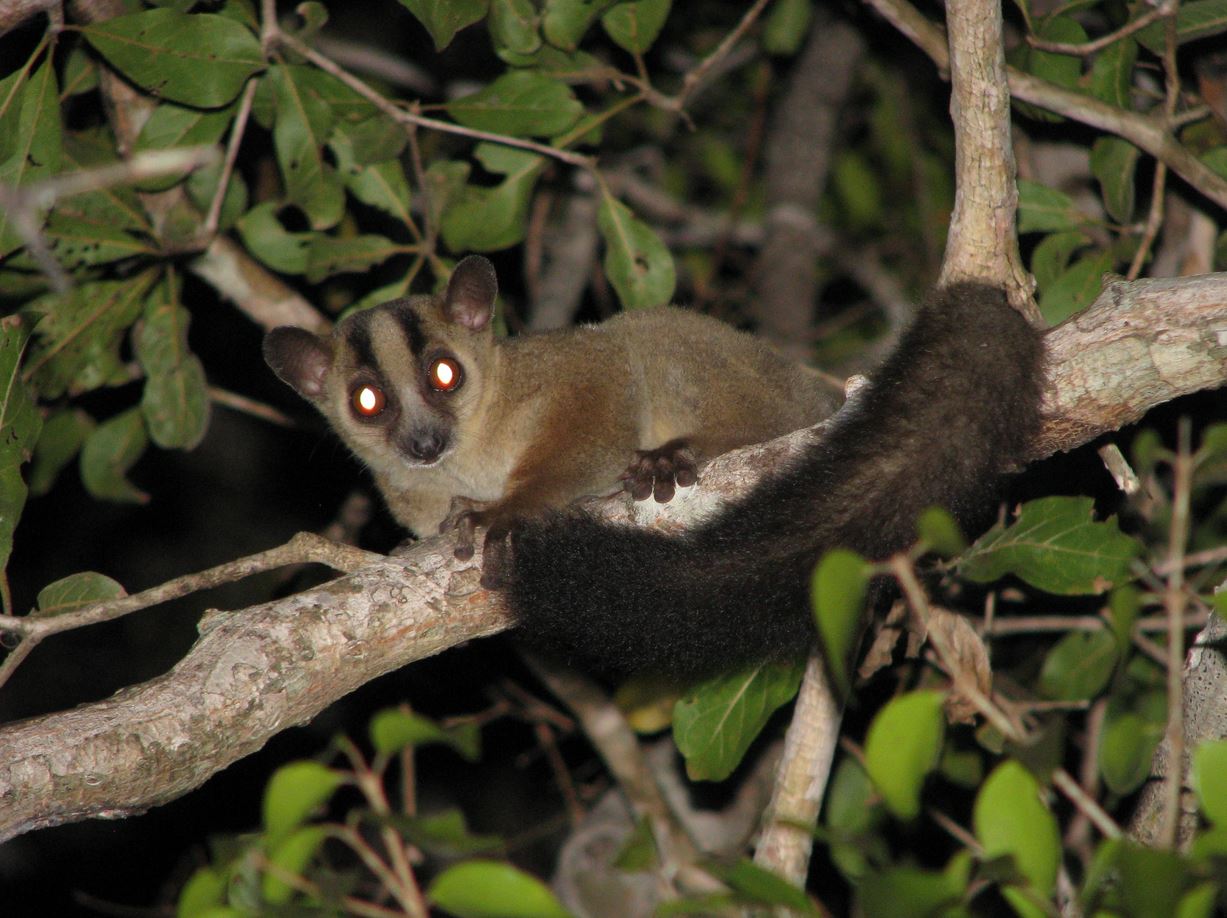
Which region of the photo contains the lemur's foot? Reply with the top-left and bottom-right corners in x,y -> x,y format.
440,495 -> 495,561
620,438 -> 697,503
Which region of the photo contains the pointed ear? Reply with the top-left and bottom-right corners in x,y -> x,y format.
443,255 -> 497,331
263,326 -> 333,402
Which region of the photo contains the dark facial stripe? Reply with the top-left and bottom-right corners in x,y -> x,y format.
391,301 -> 426,358
344,311 -> 377,370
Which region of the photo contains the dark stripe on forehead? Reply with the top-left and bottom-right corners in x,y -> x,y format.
343,311 -> 378,370
390,301 -> 426,358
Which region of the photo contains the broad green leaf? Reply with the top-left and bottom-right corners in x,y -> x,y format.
79,408 -> 149,504
1091,136 -> 1139,224
1038,629 -> 1118,700
1115,843 -> 1187,918
832,152 -> 883,230
1192,739 -> 1227,825
28,409 -> 94,496
917,506 -> 966,557
1089,37 -> 1137,107
262,761 -> 345,842
61,44 -> 99,98
1179,883 -> 1219,918
973,760 -> 1060,895
864,690 -> 945,821
810,548 -> 870,696
34,571 -> 125,617
1017,180 -> 1083,234
959,496 -> 1143,595
1038,248 -> 1113,324
440,144 -> 545,252
707,860 -> 818,915
1137,0 -> 1227,52
262,826 -> 328,905
597,196 -> 675,309
824,757 -> 885,880
305,234 -> 405,284
186,157 -> 249,231
35,210 -> 157,269
368,707 -> 481,760
0,317 -> 42,576
602,0 -> 671,54
80,10 -> 263,108
391,808 -> 503,857
428,860 -> 572,918
763,0 -> 813,55
490,0 -> 541,55
1106,585 -> 1140,657
136,281 -> 210,450
543,0 -> 620,50
0,58 -> 63,256
334,146 -> 412,223
23,277 -> 153,398
134,102 -> 234,191
399,0 -> 488,50
60,130 -> 153,232
268,65 -> 345,230
614,816 -> 658,871
447,71 -> 583,138
673,660 -> 803,782
1030,230 -> 1088,294
1028,17 -> 1087,88
176,866 -> 228,916
855,865 -> 965,918
236,203 -> 315,274
1099,692 -> 1165,795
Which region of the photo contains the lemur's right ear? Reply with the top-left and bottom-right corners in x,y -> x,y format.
264,327 -> 333,401
442,255 -> 497,332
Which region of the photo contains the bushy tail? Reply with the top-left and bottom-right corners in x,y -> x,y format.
506,284 -> 1045,677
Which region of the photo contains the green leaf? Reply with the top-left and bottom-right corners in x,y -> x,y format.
392,808 -> 504,857
79,408 -> 149,504
1115,843 -> 1187,918
707,860 -> 818,915
1017,180 -> 1083,234
810,548 -> 870,696
543,0 -> 621,50
1030,230 -> 1089,294
1089,37 -> 1137,107
368,708 -> 481,760
959,496 -> 1143,595
597,196 -> 676,309
447,71 -> 584,138
305,234 -> 405,284
614,816 -> 658,872
0,58 -> 64,256
1179,883 -> 1219,918
136,280 -> 210,450
1028,17 -> 1087,88
864,690 -> 945,821
763,0 -> 813,55
917,506 -> 966,557
1099,692 -> 1165,795
1038,248 -> 1113,323
262,825 -> 328,905
490,0 -> 541,55
824,757 -> 885,880
176,866 -> 228,916
33,571 -> 125,617
59,130 -> 154,232
673,660 -> 803,782
236,203 -> 314,274
602,0 -> 671,54
1106,585 -> 1140,657
0,317 -> 42,577
855,865 -> 965,918
1038,629 -> 1118,700
262,761 -> 345,842
441,144 -> 544,252
32,209 -> 157,269
398,0 -> 488,50
973,760 -> 1060,895
1192,739 -> 1227,825
1137,0 -> 1227,52
1091,136 -> 1139,224
133,102 -> 234,191
81,10 -> 263,108
28,409 -> 94,496
24,277 -> 152,398
427,861 -> 572,918
267,65 -> 345,230
832,152 -> 883,230
186,156 -> 249,231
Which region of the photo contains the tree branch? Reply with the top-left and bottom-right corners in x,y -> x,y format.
1,273 -> 1224,842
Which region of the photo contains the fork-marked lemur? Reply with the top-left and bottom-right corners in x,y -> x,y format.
264,256 -> 1044,678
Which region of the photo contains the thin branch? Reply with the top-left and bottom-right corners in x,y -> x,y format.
1025,4 -> 1171,55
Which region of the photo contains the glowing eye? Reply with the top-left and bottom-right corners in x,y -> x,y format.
351,384 -> 386,417
429,357 -> 462,392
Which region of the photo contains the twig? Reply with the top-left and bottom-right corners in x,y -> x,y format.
1025,4 -> 1171,56
1053,767 -> 1122,840
208,385 -> 295,427
203,78 -> 257,237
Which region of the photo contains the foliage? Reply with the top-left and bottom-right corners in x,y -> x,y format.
2,0 -> 1227,914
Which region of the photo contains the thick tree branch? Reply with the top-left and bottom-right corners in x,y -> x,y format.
0,274 -> 1224,842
